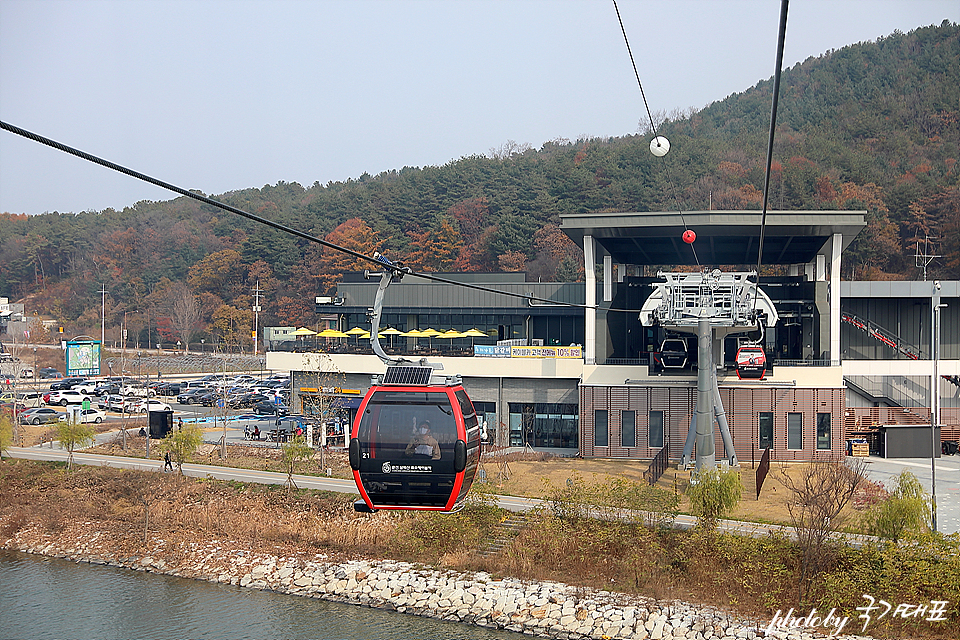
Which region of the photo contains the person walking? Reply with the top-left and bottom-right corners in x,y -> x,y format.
164,451 -> 173,472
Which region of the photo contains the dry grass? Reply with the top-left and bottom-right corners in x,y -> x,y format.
484,454 -> 869,528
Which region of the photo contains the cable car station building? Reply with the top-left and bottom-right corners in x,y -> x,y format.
267,209 -> 960,463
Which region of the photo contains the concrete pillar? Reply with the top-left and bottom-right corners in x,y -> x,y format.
830,233 -> 842,364
584,235 -> 596,365
603,254 -> 612,302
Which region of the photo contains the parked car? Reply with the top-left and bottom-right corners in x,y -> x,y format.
77,408 -> 106,423
176,387 -> 213,404
121,384 -> 150,397
153,382 -> 181,396
199,392 -> 222,407
133,399 -> 172,413
99,394 -> 127,412
38,368 -> 62,379
253,400 -> 289,416
20,366 -> 34,378
94,382 -> 121,396
47,390 -> 92,406
16,390 -> 44,408
19,407 -> 62,425
1,402 -> 27,418
229,392 -> 271,409
49,377 -> 86,391
71,380 -> 102,394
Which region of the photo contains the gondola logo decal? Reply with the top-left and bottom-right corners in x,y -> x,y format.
381,462 -> 432,474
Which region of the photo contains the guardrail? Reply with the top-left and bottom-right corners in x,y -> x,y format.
643,443 -> 669,486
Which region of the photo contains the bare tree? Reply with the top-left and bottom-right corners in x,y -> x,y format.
779,459 -> 864,602
169,282 -> 201,353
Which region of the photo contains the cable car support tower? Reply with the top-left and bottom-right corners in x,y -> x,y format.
640,270 -> 779,472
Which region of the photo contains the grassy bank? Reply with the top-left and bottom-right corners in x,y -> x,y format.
0,458 -> 957,639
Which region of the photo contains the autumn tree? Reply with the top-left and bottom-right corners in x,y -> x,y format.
403,218 -> 464,272
211,304 -> 253,351
498,250 -> 526,272
275,296 -> 314,326
187,249 -> 245,301
314,218 -> 384,294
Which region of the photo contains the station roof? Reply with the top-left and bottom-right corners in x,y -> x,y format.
559,210 -> 865,266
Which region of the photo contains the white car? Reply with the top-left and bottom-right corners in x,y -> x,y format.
71,380 -> 103,394
121,384 -> 150,397
134,399 -> 172,413
47,390 -> 92,406
20,366 -> 34,378
99,394 -> 127,412
77,408 -> 106,423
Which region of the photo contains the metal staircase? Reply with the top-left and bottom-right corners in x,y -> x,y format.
841,311 -> 923,360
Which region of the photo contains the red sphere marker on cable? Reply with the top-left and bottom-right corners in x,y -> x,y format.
682,229 -> 696,244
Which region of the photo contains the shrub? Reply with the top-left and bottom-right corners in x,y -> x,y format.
861,470 -> 930,541
686,465 -> 742,530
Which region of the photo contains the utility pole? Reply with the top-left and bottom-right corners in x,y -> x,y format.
931,281 -> 945,532
915,236 -> 940,282
99,284 -> 107,376
252,280 -> 263,355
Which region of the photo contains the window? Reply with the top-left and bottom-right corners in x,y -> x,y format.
816,413 -> 831,450
621,410 -> 636,447
787,412 -> 803,450
759,412 -> 774,450
473,401 -> 496,441
594,410 -> 608,447
648,410 -> 664,448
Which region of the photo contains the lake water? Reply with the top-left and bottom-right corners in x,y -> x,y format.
0,550 -> 529,640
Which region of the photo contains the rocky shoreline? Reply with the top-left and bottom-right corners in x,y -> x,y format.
3,524 -> 874,640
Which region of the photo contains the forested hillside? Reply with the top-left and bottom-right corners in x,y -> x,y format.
1,21 -> 957,348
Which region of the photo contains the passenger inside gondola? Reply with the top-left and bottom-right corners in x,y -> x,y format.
405,420 -> 441,459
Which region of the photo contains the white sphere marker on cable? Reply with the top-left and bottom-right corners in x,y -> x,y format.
649,136 -> 670,157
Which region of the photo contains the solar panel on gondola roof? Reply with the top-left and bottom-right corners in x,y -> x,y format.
381,365 -> 433,386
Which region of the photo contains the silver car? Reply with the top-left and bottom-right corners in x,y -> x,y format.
100,394 -> 127,412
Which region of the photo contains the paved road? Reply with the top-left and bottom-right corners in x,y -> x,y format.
7,446 -> 359,494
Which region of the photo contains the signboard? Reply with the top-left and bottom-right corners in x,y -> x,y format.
65,339 -> 101,377
510,345 -> 582,359
473,344 -> 582,359
473,345 -> 512,358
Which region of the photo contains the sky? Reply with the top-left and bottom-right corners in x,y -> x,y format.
1,0 -> 957,215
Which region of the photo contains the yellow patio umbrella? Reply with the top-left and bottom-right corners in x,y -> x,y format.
420,328 -> 441,349
292,327 -> 317,336
439,329 -> 466,351
345,326 -> 368,344
318,328 -> 348,339
379,326 -> 402,348
462,328 -> 487,349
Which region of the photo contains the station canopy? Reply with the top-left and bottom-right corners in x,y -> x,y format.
559,210 -> 865,267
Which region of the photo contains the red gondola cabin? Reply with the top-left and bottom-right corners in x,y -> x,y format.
349,366 -> 481,512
